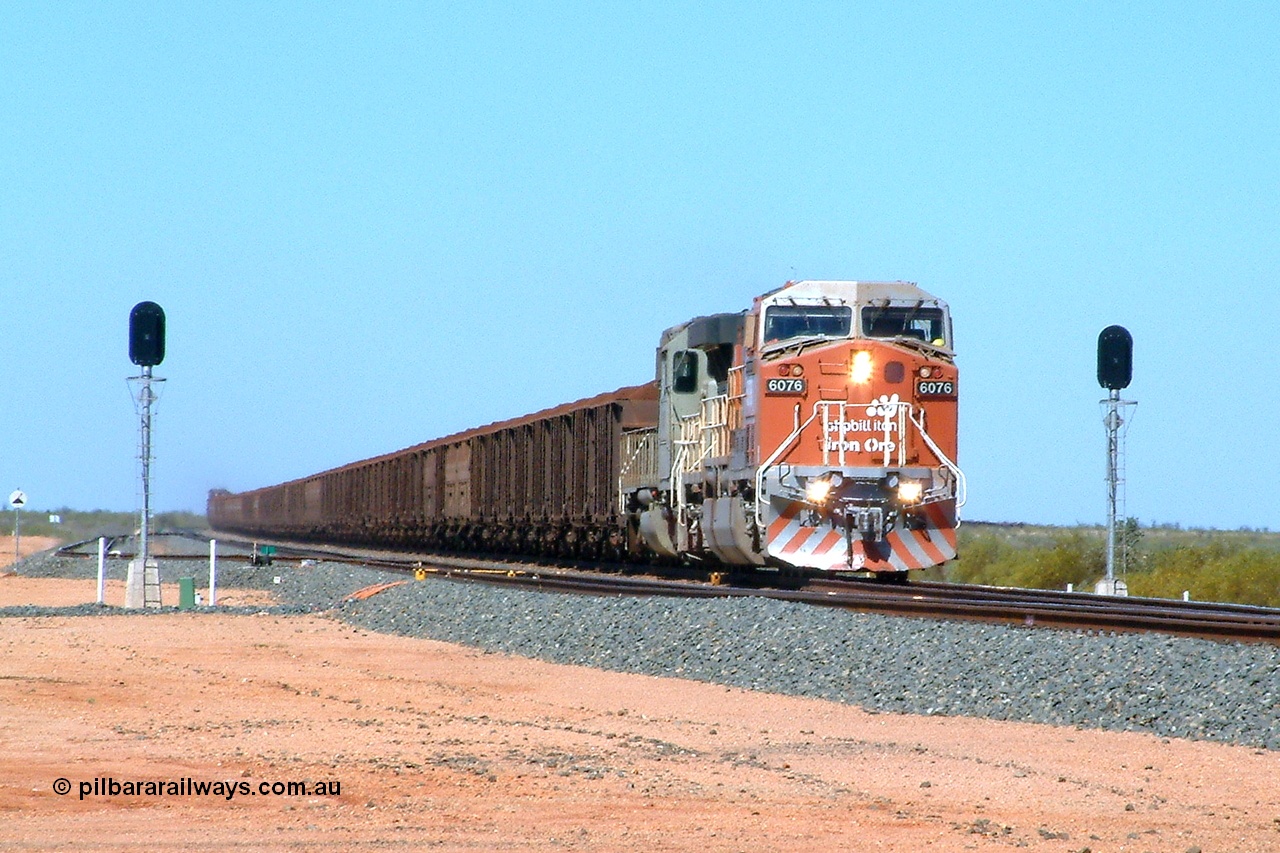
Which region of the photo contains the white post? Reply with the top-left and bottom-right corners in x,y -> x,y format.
1104,389 -> 1120,584
208,538 -> 217,607
125,366 -> 164,608
1095,391 -> 1133,597
97,537 -> 106,604
139,364 -> 155,605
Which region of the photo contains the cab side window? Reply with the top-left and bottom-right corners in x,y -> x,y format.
672,350 -> 699,393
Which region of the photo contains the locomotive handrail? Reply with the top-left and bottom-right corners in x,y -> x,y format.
669,412 -> 705,548
753,399 -> 966,532
617,428 -> 657,513
907,407 -> 967,509
699,394 -> 731,460
818,399 -> 965,509
752,408 -> 823,530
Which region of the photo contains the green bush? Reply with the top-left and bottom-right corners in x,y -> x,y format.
947,529 -> 1103,590
947,522 -> 1280,607
1126,544 -> 1280,608
1008,530 -> 1105,590
943,533 -> 1010,586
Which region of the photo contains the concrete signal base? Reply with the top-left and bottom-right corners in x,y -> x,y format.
125,558 -> 161,608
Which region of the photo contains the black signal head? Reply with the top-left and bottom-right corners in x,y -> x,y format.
129,301 -> 166,367
1097,325 -> 1132,390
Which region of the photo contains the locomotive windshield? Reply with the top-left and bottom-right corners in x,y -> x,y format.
861,306 -> 948,346
762,305 -> 853,344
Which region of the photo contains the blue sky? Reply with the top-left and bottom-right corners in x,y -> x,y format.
2,3 -> 1277,529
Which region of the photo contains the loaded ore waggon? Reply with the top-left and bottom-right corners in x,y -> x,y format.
207,384 -> 659,559
209,279 -> 966,577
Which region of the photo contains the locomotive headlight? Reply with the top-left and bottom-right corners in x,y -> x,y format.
850,350 -> 873,384
805,477 -> 834,504
897,480 -> 924,504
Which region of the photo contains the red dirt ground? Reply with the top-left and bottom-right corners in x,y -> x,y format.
1,575 -> 1277,851
0,536 -> 61,570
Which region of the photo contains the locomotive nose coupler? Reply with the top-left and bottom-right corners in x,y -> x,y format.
846,506 -> 886,541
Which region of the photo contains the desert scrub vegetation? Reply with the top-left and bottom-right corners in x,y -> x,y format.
946,521 -> 1280,608
2,508 -> 208,545
1123,543 -> 1280,607
945,528 -> 1104,591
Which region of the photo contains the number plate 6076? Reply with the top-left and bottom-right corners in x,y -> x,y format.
765,378 -> 807,395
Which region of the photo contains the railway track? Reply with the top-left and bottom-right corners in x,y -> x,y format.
58,531 -> 1280,644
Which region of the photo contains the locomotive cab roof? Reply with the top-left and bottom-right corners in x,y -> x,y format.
657,311 -> 745,351
755,279 -> 953,356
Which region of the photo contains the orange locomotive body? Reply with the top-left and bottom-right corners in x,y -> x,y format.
626,280 -> 964,576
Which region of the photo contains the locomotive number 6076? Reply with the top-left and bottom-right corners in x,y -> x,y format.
916,379 -> 956,398
765,377 -> 807,395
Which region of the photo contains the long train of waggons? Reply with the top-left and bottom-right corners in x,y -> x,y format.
208,280 -> 965,579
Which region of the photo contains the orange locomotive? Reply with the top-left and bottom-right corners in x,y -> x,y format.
625,279 -> 964,577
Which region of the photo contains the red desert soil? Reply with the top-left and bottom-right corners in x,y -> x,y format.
1,575 -> 1277,851
0,536 -> 61,570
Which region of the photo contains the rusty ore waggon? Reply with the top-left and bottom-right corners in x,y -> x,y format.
207,384 -> 660,558
211,280 -> 965,577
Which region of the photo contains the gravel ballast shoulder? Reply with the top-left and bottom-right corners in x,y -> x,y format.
10,550 -> 1280,751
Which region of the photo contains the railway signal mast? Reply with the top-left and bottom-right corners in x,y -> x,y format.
1097,325 -> 1135,596
126,302 -> 166,608
8,489 -> 26,565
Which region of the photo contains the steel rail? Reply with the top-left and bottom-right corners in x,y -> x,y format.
423,565 -> 1280,644
58,532 -> 1280,644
